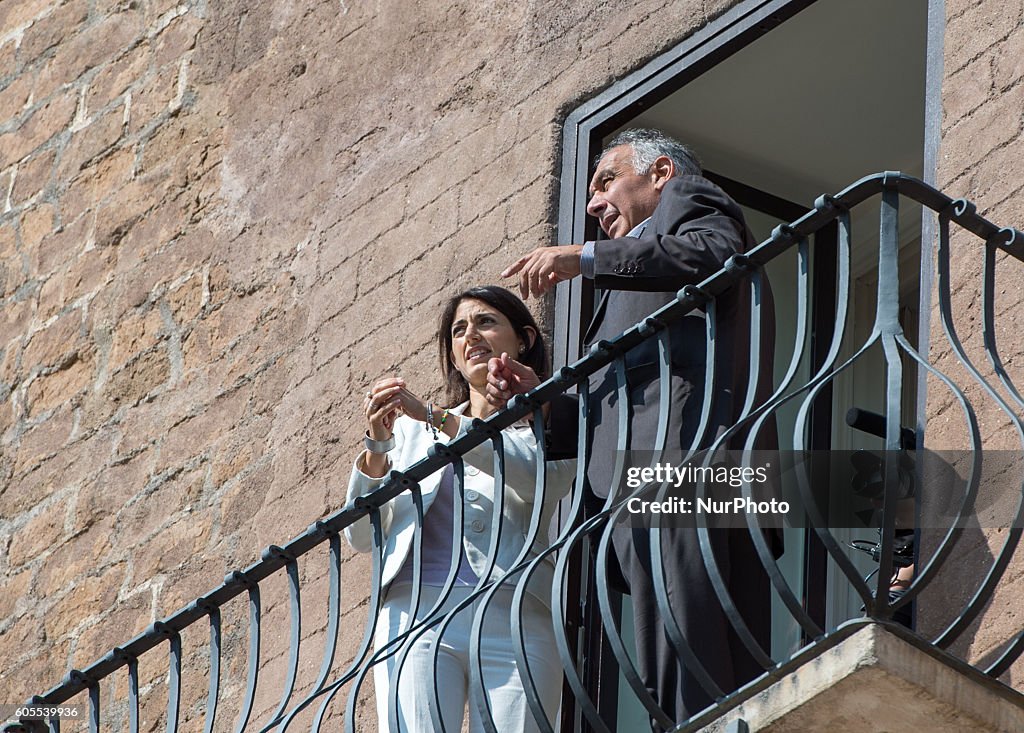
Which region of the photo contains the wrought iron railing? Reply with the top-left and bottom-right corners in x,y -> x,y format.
4,172 -> 1024,733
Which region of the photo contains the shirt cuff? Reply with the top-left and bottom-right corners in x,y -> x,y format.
580,241 -> 596,279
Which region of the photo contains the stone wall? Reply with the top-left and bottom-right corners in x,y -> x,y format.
921,0 -> 1024,691
0,0 -> 737,729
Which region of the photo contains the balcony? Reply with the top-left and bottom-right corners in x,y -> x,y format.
4,173 -> 1024,732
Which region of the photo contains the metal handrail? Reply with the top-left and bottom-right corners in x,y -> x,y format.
4,172 -> 1023,733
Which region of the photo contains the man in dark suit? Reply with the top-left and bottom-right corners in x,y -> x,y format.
495,128 -> 775,726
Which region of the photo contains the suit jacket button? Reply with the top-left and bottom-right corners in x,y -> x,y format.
470,519 -> 485,533
466,490 -> 480,501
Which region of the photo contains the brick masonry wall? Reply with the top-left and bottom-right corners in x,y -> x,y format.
0,0 -> 741,729
920,0 -> 1024,691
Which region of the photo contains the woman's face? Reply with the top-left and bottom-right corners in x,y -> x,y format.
450,298 -> 527,389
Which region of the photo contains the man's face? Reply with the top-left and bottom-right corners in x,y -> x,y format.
586,144 -> 663,239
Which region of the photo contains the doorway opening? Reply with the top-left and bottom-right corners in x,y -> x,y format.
554,0 -> 933,727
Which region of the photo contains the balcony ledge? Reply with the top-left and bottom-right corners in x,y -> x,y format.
698,622 -> 1024,733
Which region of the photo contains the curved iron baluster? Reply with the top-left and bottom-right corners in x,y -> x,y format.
467,431 -> 513,733
593,356 -> 676,728
340,463 -> 466,733
691,268 -> 775,670
374,457 -> 468,730
551,513 -> 616,733
232,581 -> 261,733
918,209 -> 1024,643
334,508 -> 399,733
645,285 -> 721,700
455,431 -> 513,733
733,207 -> 854,639
128,656 -> 140,733
275,533 -> 341,733
323,509 -> 385,731
985,628 -> 1024,678
507,409 -> 559,732
512,384 -> 592,733
388,485 -> 427,733
469,408 -> 552,732
88,684 -> 98,733
871,184 -> 910,618
259,557 -> 301,731
739,235 -> 826,641
167,632 -> 182,733
891,339 -> 980,605
981,226 -> 1024,410
203,608 -> 221,733
549,380 -> 620,733
792,335 -> 882,614
646,318 -> 735,703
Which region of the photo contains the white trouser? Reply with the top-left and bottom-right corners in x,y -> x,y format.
372,583 -> 562,733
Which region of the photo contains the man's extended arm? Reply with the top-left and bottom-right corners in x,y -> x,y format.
503,176 -> 749,299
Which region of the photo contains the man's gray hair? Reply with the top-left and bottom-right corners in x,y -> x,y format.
604,128 -> 703,177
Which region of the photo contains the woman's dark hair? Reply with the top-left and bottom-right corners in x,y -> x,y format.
438,286 -> 548,405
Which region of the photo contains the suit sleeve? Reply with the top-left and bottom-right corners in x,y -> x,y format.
342,424 -> 406,554
592,176 -> 749,291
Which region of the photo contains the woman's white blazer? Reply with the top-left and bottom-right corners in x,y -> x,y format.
344,403 -> 575,607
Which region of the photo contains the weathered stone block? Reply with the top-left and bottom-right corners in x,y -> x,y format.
946,0 -> 1024,75
0,297 -> 33,353
7,496 -> 70,568
155,386 -> 248,472
12,417 -> 73,487
25,348 -> 94,416
10,424 -> 115,512
994,24 -> 1024,91
108,306 -> 165,372
33,515 -> 114,593
133,511 -> 212,579
61,145 -> 136,222
36,246 -> 115,322
0,40 -> 19,83
23,309 -> 83,369
104,346 -> 170,407
0,90 -> 76,168
42,561 -> 126,641
17,0 -> 90,65
70,589 -> 149,670
153,13 -> 200,69
940,82 -> 1024,182
36,6 -> 147,101
0,0 -> 58,35
0,73 -> 34,122
129,64 -> 178,134
0,569 -> 32,621
0,223 -> 24,299
56,106 -> 126,180
85,39 -> 152,116
10,146 -> 56,206
19,200 -> 57,252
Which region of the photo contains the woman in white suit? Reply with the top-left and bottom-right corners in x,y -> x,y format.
345,286 -> 574,733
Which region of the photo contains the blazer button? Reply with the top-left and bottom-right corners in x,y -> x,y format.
466,490 -> 480,501
466,466 -> 480,476
470,519 -> 485,533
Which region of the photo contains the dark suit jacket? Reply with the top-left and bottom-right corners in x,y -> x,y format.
583,175 -> 775,497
